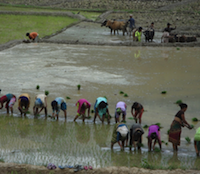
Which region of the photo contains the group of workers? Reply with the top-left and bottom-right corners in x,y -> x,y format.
128,14 -> 176,43
0,93 -> 200,156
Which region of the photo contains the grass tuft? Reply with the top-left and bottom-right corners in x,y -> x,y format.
175,100 -> 182,104
161,91 -> 167,94
77,84 -> 81,90
66,96 -> 71,99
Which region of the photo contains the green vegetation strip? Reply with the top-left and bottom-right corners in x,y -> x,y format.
0,14 -> 79,44
0,5 -> 102,20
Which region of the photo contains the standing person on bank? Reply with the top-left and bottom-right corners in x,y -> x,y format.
168,103 -> 192,151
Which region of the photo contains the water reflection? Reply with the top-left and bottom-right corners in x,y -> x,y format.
0,116 -> 198,169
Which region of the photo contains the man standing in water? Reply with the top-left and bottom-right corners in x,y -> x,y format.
164,23 -> 176,34
128,14 -> 135,36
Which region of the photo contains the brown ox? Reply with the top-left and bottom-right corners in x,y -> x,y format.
103,20 -> 128,36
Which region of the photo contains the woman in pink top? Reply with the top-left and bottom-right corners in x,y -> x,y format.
115,101 -> 127,123
148,125 -> 162,151
74,99 -> 91,122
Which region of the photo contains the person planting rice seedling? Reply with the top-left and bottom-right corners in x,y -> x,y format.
18,93 -> 31,117
115,101 -> 127,123
26,32 -> 39,42
74,98 -> 91,122
168,103 -> 192,151
111,122 -> 129,150
129,123 -> 144,151
33,94 -> 48,117
0,93 -> 16,114
148,124 -> 162,152
194,127 -> 200,156
131,102 -> 144,124
93,97 -> 110,124
51,97 -> 67,120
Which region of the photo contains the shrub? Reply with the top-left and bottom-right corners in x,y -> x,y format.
119,91 -> 124,94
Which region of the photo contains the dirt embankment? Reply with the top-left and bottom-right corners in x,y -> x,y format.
0,163 -> 199,174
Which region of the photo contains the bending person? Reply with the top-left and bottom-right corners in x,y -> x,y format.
194,127 -> 200,156
18,93 -> 31,117
26,32 -> 39,42
131,102 -> 144,124
129,124 -> 144,151
74,99 -> 91,122
168,103 -> 192,151
51,97 -> 67,120
0,93 -> 16,114
33,94 -> 47,117
115,101 -> 127,123
111,123 -> 129,150
93,97 -> 110,124
148,124 -> 162,151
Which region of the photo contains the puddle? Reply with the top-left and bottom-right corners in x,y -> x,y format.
0,43 -> 200,168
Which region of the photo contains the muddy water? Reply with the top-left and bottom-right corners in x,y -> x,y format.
49,21 -> 163,44
0,43 -> 200,168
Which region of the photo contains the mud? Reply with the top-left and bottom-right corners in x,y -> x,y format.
0,163 -> 200,174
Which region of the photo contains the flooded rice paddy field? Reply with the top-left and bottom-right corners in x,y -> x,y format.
0,43 -> 200,169
49,21 -> 163,44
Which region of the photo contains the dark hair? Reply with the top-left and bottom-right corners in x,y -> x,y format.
80,103 -> 86,112
179,103 -> 187,109
51,100 -> 58,110
151,22 -> 154,24
135,130 -> 143,137
139,27 -> 143,31
26,33 -> 30,36
150,132 -> 157,139
20,99 -> 29,108
132,102 -> 138,109
98,101 -> 107,110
